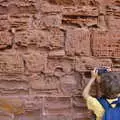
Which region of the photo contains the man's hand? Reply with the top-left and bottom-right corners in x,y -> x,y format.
91,68 -> 98,80
106,67 -> 112,72
92,67 -> 111,83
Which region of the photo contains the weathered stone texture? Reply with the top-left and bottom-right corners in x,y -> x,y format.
60,72 -> 83,96
9,14 -> 30,32
44,97 -> 71,115
0,15 -> 9,31
75,57 -> 112,71
29,74 -> 60,95
0,80 -> 28,95
91,30 -> 120,57
0,96 -> 42,120
15,28 -> 64,49
42,14 -> 62,27
48,49 -> 65,57
23,52 -> 47,73
14,30 -> 48,47
65,28 -> 91,56
62,6 -> 98,27
0,52 -> 24,74
0,0 -> 119,120
0,31 -> 13,50
45,57 -> 74,75
15,110 -> 41,120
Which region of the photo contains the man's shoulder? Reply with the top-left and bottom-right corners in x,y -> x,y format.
85,95 -> 104,109
85,95 -> 104,117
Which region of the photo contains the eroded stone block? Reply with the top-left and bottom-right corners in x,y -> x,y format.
8,2 -> 37,15
0,96 -> 42,115
29,74 -> 60,94
0,31 -> 12,50
45,57 -> 74,74
15,110 -> 40,120
9,14 -> 30,32
22,96 -> 42,112
0,5 -> 8,15
15,28 -> 64,50
0,16 -> 9,31
42,14 -> 62,27
0,81 -> 28,95
40,1 -> 61,13
48,50 -> 65,57
60,72 -> 83,95
91,30 -> 120,57
44,97 -> 71,115
62,6 -> 98,17
48,28 -> 64,49
65,28 -> 91,56
0,52 -> 24,74
23,52 -> 47,73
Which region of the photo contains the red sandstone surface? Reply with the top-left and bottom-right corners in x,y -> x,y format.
0,0 -> 120,119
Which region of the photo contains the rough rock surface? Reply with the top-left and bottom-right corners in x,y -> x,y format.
0,0 -> 120,119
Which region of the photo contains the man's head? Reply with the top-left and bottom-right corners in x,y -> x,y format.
100,72 -> 120,99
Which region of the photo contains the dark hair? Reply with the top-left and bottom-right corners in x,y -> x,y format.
100,72 -> 120,99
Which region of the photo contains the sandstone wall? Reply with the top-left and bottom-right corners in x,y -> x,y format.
0,0 -> 120,120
